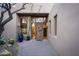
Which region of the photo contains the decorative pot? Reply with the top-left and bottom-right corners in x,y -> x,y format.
18,33 -> 24,42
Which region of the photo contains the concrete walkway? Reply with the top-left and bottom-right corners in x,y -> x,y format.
17,39 -> 58,56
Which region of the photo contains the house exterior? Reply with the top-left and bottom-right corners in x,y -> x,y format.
2,3 -> 79,55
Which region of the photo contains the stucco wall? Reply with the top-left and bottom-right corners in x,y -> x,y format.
48,3 -> 79,55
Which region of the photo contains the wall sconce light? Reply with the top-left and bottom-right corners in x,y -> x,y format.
49,20 -> 51,33
49,20 -> 51,22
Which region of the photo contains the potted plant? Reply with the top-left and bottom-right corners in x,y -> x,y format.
26,35 -> 30,41
18,33 -> 24,42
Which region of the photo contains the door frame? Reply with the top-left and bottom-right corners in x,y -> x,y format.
17,13 -> 49,39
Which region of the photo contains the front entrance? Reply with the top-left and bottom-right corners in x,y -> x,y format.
31,17 -> 48,40
17,13 -> 48,40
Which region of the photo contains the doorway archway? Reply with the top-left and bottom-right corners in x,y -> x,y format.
17,13 -> 48,40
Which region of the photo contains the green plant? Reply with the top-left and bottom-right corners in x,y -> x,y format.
26,35 -> 30,41
8,39 -> 16,46
0,37 -> 6,45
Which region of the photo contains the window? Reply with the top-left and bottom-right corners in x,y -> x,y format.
54,14 -> 57,35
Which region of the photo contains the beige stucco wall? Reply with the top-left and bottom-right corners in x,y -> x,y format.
48,3 -> 79,55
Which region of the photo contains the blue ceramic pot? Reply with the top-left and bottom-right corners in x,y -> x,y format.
18,33 -> 24,42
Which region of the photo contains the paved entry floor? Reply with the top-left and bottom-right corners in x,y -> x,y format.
18,39 -> 58,56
